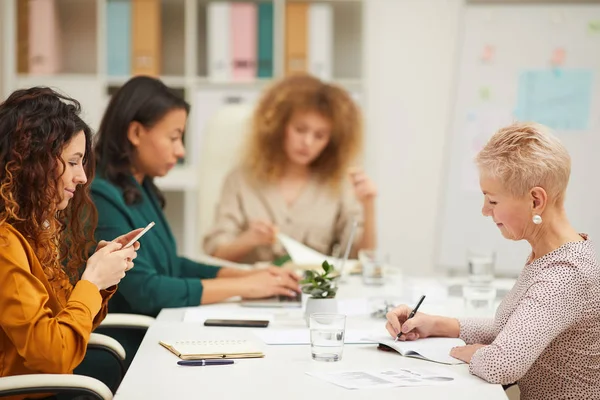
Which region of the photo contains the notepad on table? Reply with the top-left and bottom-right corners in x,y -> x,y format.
371,336 -> 466,365
159,338 -> 265,360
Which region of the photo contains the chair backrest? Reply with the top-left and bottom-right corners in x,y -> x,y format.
197,103 -> 255,252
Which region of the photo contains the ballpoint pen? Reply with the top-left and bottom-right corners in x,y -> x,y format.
177,359 -> 235,366
395,295 -> 426,342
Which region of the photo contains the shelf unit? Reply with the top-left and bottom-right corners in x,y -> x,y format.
1,0 -> 365,259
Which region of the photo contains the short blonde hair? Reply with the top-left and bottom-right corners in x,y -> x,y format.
242,73 -> 363,189
476,122 -> 571,204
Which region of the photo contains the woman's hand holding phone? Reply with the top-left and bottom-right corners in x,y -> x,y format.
96,222 -> 155,252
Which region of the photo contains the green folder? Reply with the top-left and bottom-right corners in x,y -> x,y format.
257,2 -> 274,78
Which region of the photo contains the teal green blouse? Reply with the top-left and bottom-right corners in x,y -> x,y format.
91,176 -> 221,317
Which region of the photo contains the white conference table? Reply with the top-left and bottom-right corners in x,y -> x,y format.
115,272 -> 513,399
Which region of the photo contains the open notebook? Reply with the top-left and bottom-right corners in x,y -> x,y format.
372,336 -> 466,365
159,339 -> 265,360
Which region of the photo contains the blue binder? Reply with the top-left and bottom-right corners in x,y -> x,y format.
107,0 -> 131,76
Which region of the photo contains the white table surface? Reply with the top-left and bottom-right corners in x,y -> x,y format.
115,273 -> 512,399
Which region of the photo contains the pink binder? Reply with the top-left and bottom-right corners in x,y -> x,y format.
231,3 -> 257,80
29,0 -> 62,74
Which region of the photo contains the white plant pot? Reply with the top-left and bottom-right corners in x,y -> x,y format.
304,297 -> 338,326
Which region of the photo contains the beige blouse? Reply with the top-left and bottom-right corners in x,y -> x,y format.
203,167 -> 363,264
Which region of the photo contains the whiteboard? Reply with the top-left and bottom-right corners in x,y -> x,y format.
436,3 -> 600,276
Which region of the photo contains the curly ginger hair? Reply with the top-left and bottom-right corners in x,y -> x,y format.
242,74 -> 363,188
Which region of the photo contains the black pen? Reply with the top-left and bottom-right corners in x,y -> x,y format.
177,359 -> 235,366
395,295 -> 426,342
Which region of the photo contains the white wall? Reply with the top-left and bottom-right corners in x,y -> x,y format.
364,0 -> 463,275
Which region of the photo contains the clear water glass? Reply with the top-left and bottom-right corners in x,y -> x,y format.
309,313 -> 346,362
358,249 -> 386,286
467,249 -> 495,286
463,284 -> 497,317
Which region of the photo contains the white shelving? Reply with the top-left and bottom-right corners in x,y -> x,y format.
1,0 -> 365,259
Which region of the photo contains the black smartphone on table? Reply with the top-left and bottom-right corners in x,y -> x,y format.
203,319 -> 270,328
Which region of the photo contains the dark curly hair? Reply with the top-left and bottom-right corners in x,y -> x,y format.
94,76 -> 190,208
0,87 -> 97,285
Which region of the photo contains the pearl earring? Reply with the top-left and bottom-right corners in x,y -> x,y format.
532,214 -> 543,225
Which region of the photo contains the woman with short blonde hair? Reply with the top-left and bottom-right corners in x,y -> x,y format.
204,74 -> 377,264
386,122 -> 600,399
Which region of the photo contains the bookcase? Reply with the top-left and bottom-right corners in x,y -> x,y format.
0,0 -> 364,259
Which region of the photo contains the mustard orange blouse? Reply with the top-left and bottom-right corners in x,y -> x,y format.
0,224 -> 114,400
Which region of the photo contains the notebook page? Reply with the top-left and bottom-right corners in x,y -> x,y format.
276,233 -> 359,271
372,336 -> 466,365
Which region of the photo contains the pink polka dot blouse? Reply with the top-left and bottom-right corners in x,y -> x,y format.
459,235 -> 600,400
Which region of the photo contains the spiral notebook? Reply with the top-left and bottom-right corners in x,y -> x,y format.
159,338 -> 265,360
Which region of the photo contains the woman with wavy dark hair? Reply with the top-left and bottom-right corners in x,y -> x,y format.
0,87 -> 140,396
92,76 -> 299,319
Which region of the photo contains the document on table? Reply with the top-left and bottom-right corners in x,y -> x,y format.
254,329 -> 377,345
306,368 -> 456,390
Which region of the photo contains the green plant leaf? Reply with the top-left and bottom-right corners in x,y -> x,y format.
304,270 -> 315,281
322,260 -> 332,274
301,286 -> 313,295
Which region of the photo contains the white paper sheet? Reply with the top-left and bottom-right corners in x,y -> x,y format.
277,233 -> 334,265
337,298 -> 370,316
276,233 -> 359,274
306,368 -> 456,390
254,329 -> 377,345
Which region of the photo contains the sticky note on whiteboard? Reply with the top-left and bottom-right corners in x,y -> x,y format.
588,20 -> 600,35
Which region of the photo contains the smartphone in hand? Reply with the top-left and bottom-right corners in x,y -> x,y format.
124,222 -> 155,248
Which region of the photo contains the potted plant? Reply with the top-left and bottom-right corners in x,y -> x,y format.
300,260 -> 338,325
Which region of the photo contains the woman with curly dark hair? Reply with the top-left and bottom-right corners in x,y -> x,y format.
0,87 -> 140,396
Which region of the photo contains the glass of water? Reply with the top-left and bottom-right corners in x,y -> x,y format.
463,285 -> 497,316
309,313 -> 346,362
358,249 -> 386,286
467,249 -> 495,286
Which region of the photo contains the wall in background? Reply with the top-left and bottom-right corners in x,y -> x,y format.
4,0 -> 595,278
364,0 -> 463,276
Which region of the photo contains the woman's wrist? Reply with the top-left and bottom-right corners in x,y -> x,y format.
433,316 -> 461,338
361,197 -> 376,210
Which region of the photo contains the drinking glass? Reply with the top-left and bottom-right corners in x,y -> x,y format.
309,313 -> 346,362
358,249 -> 386,286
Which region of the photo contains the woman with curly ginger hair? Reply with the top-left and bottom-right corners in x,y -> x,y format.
0,87 -> 141,397
204,74 -> 377,264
